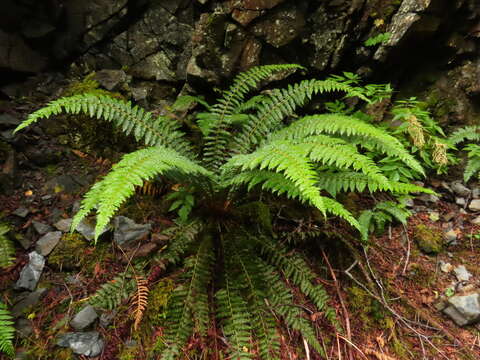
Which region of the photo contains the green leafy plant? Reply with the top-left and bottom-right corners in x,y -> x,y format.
0,224 -> 15,268
15,64 -> 429,359
364,32 -> 391,47
0,301 -> 15,358
358,200 -> 411,242
448,126 -> 480,182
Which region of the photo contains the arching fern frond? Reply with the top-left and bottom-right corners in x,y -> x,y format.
315,171 -> 432,197
448,126 -> 480,146
270,114 -> 424,175
88,271 -> 136,310
71,146 -> 211,241
255,236 -> 338,328
464,144 -> 480,182
224,140 -> 326,215
258,261 -> 324,357
202,64 -> 303,171
216,238 -> 254,360
0,302 -> 14,358
161,236 -> 213,359
236,251 -> 280,360
153,219 -> 204,266
14,94 -> 193,156
0,225 -> 15,268
233,78 -> 368,155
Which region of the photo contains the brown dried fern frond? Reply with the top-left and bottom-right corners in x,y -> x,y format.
136,181 -> 164,197
133,276 -> 149,331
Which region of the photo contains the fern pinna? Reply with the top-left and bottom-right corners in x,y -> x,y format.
0,302 -> 15,358
15,64 -> 429,359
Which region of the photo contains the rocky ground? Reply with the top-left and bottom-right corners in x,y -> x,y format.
0,73 -> 479,360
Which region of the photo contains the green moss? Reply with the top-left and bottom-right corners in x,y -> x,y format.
413,224 -> 443,254
48,233 -> 88,270
144,279 -> 175,327
347,286 -> 389,329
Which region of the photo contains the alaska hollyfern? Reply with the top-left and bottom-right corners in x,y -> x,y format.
15,64 -> 429,359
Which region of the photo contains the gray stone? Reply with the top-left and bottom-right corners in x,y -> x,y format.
99,311 -> 116,327
70,306 -> 98,330
113,216 -> 151,246
472,188 -> 480,199
444,230 -> 458,245
45,175 -> 81,194
439,261 -> 453,273
94,70 -> 127,91
456,197 -> 466,206
454,265 -> 473,282
15,318 -> 33,338
11,288 -> 47,317
32,221 -> 53,235
15,252 -> 45,291
469,199 -> 480,211
75,218 -> 111,242
472,216 -> 480,225
13,207 -> 29,218
0,113 -> 21,127
451,181 -> 471,197
443,293 -> 480,326
35,231 -> 62,256
54,218 -> 73,232
57,331 -> 104,357
418,194 -> 440,203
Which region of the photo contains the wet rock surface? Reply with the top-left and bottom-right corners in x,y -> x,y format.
15,251 -> 45,291
57,331 -> 104,357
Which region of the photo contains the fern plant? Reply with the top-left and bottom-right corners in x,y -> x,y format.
448,126 -> 480,182
0,301 -> 15,358
15,64 -> 430,359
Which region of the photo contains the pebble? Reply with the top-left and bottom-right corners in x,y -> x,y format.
451,181 -> 471,197
439,261 -> 453,273
444,229 -> 458,245
454,265 -> 473,282
32,221 -> 53,235
469,199 -> 480,211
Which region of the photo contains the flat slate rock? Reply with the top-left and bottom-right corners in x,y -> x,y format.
35,231 -> 62,256
113,216 -> 151,246
57,331 -> 104,357
32,221 -> 53,235
15,251 -> 45,291
70,305 -> 98,331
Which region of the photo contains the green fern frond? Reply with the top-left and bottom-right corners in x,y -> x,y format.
270,114 -> 424,175
255,236 -> 338,327
236,252 -> 281,360
88,271 -> 136,310
358,210 -> 374,242
160,285 -> 194,360
232,79 -> 368,155
374,201 -> 410,225
14,94 -> 192,156
315,171 -> 431,197
0,302 -> 14,358
225,140 -> 326,215
161,236 -> 213,359
202,64 -> 303,171
71,146 -> 211,241
154,219 -> 204,265
448,126 -> 480,146
258,261 -> 324,357
0,225 -> 15,268
464,144 -> 480,182
185,235 -> 214,335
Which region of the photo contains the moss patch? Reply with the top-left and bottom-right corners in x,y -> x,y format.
413,224 -> 443,254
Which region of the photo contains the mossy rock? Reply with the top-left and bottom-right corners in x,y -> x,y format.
413,224 -> 443,254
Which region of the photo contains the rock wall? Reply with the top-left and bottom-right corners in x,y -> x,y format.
1,0 -> 479,121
